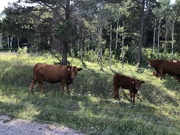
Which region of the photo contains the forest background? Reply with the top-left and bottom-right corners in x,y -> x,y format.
0,0 -> 180,67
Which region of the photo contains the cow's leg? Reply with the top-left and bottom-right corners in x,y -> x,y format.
38,81 -> 46,94
121,89 -> 127,101
130,92 -> 135,103
113,85 -> 120,100
163,73 -> 166,79
30,78 -> 37,94
159,69 -> 164,80
132,93 -> 135,103
61,82 -> 65,95
66,84 -> 70,95
130,92 -> 132,102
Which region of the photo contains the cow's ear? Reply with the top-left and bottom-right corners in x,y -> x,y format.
147,59 -> 152,62
77,68 -> 82,71
67,66 -> 72,70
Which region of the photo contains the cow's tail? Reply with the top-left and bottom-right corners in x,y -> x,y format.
30,65 -> 38,94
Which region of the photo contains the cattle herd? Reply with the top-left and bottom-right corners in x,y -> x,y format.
30,59 -> 180,103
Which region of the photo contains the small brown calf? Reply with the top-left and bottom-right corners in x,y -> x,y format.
113,73 -> 145,103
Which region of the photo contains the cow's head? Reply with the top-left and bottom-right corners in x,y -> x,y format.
147,59 -> 161,68
147,59 -> 153,67
132,79 -> 145,93
67,66 -> 82,79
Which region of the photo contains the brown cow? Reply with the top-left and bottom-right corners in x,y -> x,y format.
113,73 -> 145,103
173,75 -> 180,82
30,63 -> 82,94
148,59 -> 180,80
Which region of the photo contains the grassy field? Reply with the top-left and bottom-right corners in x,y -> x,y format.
0,52 -> 179,135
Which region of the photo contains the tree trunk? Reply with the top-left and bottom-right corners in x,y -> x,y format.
171,20 -> 175,59
110,23 -> 112,70
10,37 -> 13,49
153,19 -> 156,52
7,37 -> 10,49
121,18 -> 125,68
61,0 -> 70,65
17,37 -> 20,48
164,21 -> 169,53
137,0 -> 145,68
98,25 -> 103,70
81,38 -> 84,64
62,41 -> 68,65
115,18 -> 120,50
157,19 -> 161,58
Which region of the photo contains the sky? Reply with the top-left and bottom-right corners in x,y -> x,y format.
0,0 -> 17,14
0,0 -> 177,14
171,0 -> 176,4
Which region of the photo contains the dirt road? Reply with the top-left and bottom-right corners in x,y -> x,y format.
0,115 -> 85,135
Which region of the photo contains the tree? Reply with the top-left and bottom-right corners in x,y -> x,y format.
1,4 -> 35,49
2,0 -> 89,64
137,0 -> 145,67
152,2 -> 165,57
1,0 -> 179,65
170,0 -> 180,58
103,0 -> 132,68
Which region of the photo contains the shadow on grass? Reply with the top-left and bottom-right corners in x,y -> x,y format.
162,75 -> 180,91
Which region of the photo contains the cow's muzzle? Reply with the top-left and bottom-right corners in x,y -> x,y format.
148,63 -> 151,67
71,75 -> 76,79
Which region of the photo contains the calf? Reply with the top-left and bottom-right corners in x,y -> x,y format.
30,63 -> 82,94
113,73 -> 145,103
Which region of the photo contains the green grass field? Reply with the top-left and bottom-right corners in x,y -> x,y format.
0,52 -> 179,135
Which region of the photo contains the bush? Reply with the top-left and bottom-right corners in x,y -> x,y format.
17,47 -> 28,54
84,50 -> 98,62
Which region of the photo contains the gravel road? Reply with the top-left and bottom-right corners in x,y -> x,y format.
0,115 -> 85,135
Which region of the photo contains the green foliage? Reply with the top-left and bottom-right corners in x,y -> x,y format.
124,45 -> 137,64
17,47 -> 28,54
141,48 -> 180,61
55,21 -> 70,40
83,50 -> 98,62
0,53 -> 179,135
82,47 -> 176,67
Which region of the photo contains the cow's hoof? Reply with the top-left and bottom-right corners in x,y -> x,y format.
120,97 -> 124,102
128,105 -> 134,108
128,104 -> 136,108
112,100 -> 120,104
30,91 -> 34,94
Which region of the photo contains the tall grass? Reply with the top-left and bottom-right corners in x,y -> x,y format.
0,52 -> 179,135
